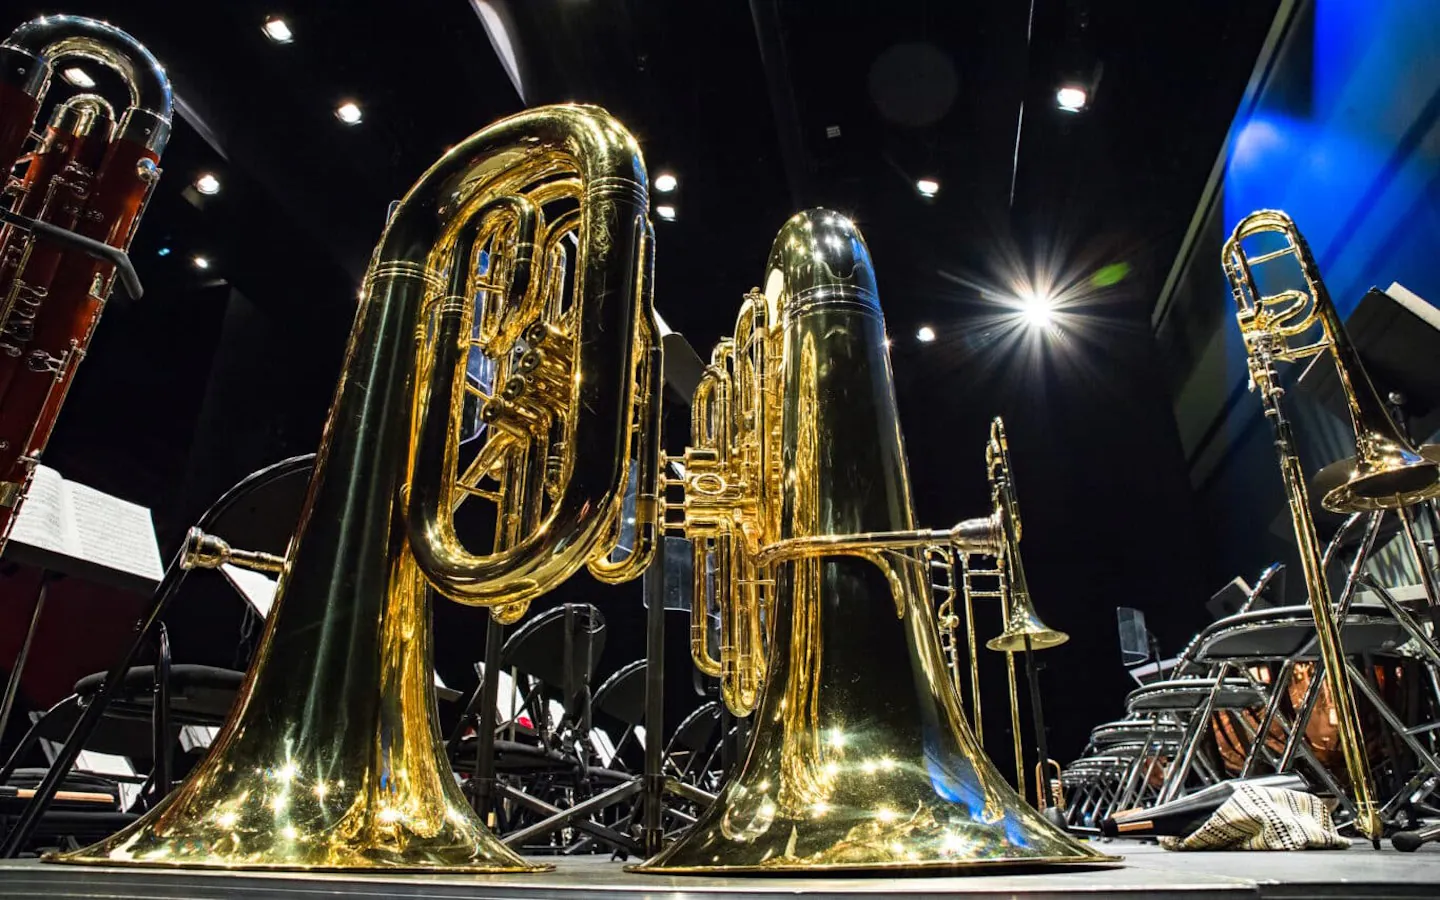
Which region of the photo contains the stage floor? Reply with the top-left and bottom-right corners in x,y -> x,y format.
3,840 -> 1438,899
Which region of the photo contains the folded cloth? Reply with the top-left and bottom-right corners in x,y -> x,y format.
1159,784 -> 1348,851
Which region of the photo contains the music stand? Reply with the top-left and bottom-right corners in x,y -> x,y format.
1303,284 -> 1440,440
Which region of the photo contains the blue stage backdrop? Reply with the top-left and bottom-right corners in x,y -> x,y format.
1152,0 -> 1440,597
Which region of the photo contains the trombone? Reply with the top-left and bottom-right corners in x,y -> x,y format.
1221,209 -> 1440,842
935,418 -> 1069,807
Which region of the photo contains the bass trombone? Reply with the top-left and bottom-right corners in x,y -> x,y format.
1221,209 -> 1440,841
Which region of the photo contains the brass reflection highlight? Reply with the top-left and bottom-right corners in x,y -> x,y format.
636,209 -> 1112,873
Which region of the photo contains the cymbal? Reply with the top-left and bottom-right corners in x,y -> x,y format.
1313,443 -> 1440,508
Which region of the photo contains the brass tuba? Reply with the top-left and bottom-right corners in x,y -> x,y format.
54,104 -> 659,871
1220,209 -> 1439,840
637,209 -> 1110,872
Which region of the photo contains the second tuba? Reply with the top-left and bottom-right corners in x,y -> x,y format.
53,104 -> 659,871
637,210 -> 1110,872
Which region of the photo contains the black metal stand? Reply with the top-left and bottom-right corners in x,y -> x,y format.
0,571 -> 52,753
642,556 -> 665,856
1022,635 -> 1048,800
472,615 -> 506,825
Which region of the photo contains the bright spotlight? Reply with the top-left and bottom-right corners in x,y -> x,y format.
916,178 -> 940,198
653,172 -> 677,193
1018,291 -> 1055,328
656,204 -> 677,221
194,172 -> 221,195
262,17 -> 294,44
916,325 -> 936,343
62,67 -> 96,88
335,101 -> 362,125
192,255 -> 211,270
1056,85 -> 1088,113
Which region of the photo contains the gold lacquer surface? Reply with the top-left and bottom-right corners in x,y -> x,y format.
635,210 -> 1112,873
53,104 -> 654,871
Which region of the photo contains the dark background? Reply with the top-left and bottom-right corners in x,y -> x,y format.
1,0 -> 1285,767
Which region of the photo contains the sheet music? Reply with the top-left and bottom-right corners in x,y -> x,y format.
66,480 -> 164,582
224,564 -> 448,690
8,465 -> 74,555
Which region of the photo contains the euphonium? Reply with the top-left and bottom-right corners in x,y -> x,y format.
1220,209 -> 1434,841
55,104 -> 658,871
0,16 -> 171,549
637,210 -> 1110,872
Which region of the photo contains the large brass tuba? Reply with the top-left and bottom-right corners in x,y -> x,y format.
1220,209 -> 1440,841
637,210 -> 1109,872
54,104 -> 659,871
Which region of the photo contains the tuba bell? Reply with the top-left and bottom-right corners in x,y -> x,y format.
53,104 -> 659,871
637,209 -> 1111,872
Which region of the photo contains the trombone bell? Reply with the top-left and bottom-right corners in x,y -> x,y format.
986,602 -> 1069,653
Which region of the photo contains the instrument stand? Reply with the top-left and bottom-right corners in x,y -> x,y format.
0,571 -> 54,753
642,554 -> 665,856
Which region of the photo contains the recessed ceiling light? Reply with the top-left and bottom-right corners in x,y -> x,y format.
1056,85 -> 1088,113
916,325 -> 936,343
192,255 -> 211,270
335,101 -> 362,125
194,172 -> 221,195
62,67 -> 95,88
916,178 -> 940,198
263,17 -> 294,44
656,204 -> 677,221
653,172 -> 677,193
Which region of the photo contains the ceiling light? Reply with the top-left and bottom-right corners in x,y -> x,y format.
62,67 -> 95,89
1018,291 -> 1055,328
656,204 -> 677,221
916,178 -> 940,198
653,172 -> 677,193
262,17 -> 294,44
194,172 -> 221,195
192,255 -> 211,270
156,246 -> 171,257
1056,85 -> 1088,113
916,325 -> 936,343
335,101 -> 362,125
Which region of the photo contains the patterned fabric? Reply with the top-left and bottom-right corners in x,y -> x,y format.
1159,785 -> 1349,851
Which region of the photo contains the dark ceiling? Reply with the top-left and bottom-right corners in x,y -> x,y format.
8,0 -> 1281,760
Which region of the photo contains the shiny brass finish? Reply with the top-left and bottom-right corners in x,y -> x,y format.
54,105 -> 656,871
1221,208 -> 1407,841
981,418 -> 1067,798
636,210 -> 1112,873
180,527 -> 285,574
1035,759 -> 1064,813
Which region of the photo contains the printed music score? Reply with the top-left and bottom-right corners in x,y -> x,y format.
5,465 -> 164,589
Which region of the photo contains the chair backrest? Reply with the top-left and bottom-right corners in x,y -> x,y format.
501,603 -> 607,712
593,659 -> 646,727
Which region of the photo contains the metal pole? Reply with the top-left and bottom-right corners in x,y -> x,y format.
1022,634 -> 1049,807
0,572 -> 51,752
642,553 -> 666,855
473,615 -> 505,825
